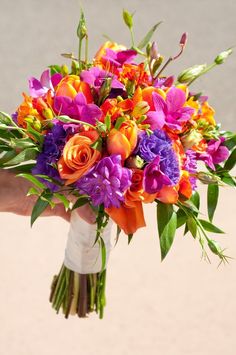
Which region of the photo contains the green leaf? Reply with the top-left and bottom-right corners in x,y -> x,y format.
157,202 -> 177,260
54,193 -> 70,209
104,115 -> 111,131
4,148 -> 38,166
17,173 -> 46,189
9,137 -> 36,149
31,194 -> 52,226
6,163 -> 35,174
176,208 -> 187,228
26,123 -> 44,144
71,196 -> 89,210
224,134 -> 236,150
115,116 -> 125,130
224,148 -> 236,171
128,234 -> 133,244
0,150 -> 17,166
181,200 -> 200,214
137,21 -> 162,49
90,137 -> 103,151
27,187 -> 40,196
199,219 -> 224,234
0,111 -> 13,125
48,65 -> 62,75
187,217 -> 197,238
207,184 -> 219,222
221,173 -> 236,187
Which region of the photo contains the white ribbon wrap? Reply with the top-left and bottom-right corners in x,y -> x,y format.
64,210 -> 113,274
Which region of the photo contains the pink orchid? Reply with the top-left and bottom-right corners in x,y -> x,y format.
146,87 -> 194,130
29,69 -> 62,98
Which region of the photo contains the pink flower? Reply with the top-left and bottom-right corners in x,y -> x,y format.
29,69 -> 62,98
146,87 -> 194,130
199,137 -> 229,170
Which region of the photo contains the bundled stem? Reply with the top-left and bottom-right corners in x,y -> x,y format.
50,264 -> 107,319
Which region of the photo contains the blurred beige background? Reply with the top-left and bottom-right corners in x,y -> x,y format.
0,1 -> 236,354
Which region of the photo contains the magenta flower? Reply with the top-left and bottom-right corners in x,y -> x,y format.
103,48 -> 137,69
29,69 -> 62,98
198,137 -> 229,170
146,87 -> 194,130
81,67 -> 124,91
143,156 -> 178,194
53,92 -> 102,125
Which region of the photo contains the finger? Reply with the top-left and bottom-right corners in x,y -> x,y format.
76,204 -> 96,224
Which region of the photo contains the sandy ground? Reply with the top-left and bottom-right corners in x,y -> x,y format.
0,1 -> 236,354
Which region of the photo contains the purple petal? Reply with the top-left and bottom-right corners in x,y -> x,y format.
74,92 -> 87,106
40,69 -> 53,90
80,104 -> 102,124
51,73 -> 63,88
212,146 -> 229,164
28,77 -> 44,98
145,111 -> 165,129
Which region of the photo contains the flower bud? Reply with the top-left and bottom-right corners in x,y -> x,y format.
61,64 -> 69,76
207,239 -> 222,256
214,48 -> 233,64
126,155 -> 144,169
123,9 -> 133,29
196,172 -> 221,184
42,108 -> 54,120
163,75 -> 175,87
180,32 -> 188,47
177,64 -> 207,83
132,101 -> 150,117
181,130 -> 203,150
150,42 -> 158,60
77,10 -> 87,40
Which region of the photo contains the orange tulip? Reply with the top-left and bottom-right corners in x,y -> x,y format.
58,130 -> 101,185
106,201 -> 146,235
107,120 -> 138,160
55,75 -> 93,103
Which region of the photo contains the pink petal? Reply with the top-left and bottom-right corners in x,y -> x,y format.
166,87 -> 186,113
40,69 -> 53,90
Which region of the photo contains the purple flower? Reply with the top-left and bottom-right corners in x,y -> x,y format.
29,69 -> 62,98
183,150 -> 197,189
137,129 -> 171,162
54,92 -> 102,125
146,87 -> 194,130
77,155 -> 132,208
139,130 -> 180,194
198,137 -> 229,170
32,124 -> 67,191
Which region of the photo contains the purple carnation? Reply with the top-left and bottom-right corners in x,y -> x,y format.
77,155 -> 132,208
32,124 -> 67,191
183,150 -> 197,190
137,129 -> 171,162
139,130 -> 180,194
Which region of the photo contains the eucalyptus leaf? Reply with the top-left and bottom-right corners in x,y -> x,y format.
199,219 -> 224,234
157,202 -> 177,260
207,184 -> 219,222
137,21 -> 162,49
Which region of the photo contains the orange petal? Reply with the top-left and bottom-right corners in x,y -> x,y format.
106,201 -> 146,235
156,185 -> 178,204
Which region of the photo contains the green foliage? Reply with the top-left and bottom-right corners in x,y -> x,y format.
137,22 -> 162,49
157,202 -> 177,260
207,184 -> 219,222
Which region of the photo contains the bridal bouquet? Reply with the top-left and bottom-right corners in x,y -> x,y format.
0,10 -> 235,318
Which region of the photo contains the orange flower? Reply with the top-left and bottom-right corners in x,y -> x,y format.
156,185 -> 178,204
58,130 -> 101,185
107,120 -> 138,160
55,75 -> 93,103
106,201 -> 146,235
178,171 -> 192,200
125,169 -> 156,206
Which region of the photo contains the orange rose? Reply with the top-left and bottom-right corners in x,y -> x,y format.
55,75 -> 93,103
58,130 -> 101,185
107,120 -> 138,160
125,169 -> 156,206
